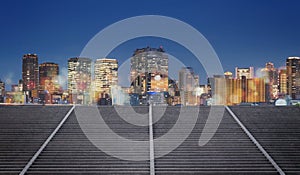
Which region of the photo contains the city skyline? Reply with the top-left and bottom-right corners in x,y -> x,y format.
0,51 -> 300,105
1,0 -> 300,89
0,51 -> 294,90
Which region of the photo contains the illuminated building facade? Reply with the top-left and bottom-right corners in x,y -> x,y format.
22,54 -> 39,94
279,69 -> 287,94
0,79 -> 5,96
68,57 -> 92,104
261,62 -> 278,101
18,79 -> 23,92
225,78 -> 242,105
224,71 -> 233,79
211,75 -> 265,105
286,57 -> 300,99
130,47 -> 168,99
39,62 -> 59,93
209,75 -> 226,105
94,58 -> 118,100
235,67 -> 254,79
179,67 -> 200,105
246,78 -> 266,103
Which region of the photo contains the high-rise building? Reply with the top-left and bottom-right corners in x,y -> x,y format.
39,62 -> 59,94
179,67 -> 200,105
68,57 -> 92,104
286,57 -> 300,99
18,79 -> 23,92
246,78 -> 266,103
224,71 -> 233,79
211,75 -> 265,105
94,58 -> 118,101
279,69 -> 287,94
179,67 -> 199,91
130,47 -> 168,95
22,54 -> 39,93
235,67 -> 254,79
209,75 -> 226,105
225,78 -> 242,105
261,62 -> 278,101
11,85 -> 19,92
0,79 -> 5,96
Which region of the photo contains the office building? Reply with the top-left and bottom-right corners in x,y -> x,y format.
261,62 -> 278,101
22,54 -> 39,98
0,79 -> 5,96
179,67 -> 199,91
18,79 -> 23,92
225,78 -> 243,105
39,62 -> 59,93
235,67 -> 254,79
94,58 -> 118,100
286,57 -> 300,99
68,57 -> 92,104
279,69 -> 287,94
211,75 -> 265,105
246,78 -> 266,103
209,75 -> 226,105
130,47 -> 168,104
179,67 -> 200,105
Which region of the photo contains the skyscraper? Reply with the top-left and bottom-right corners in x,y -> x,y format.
235,67 -> 254,79
0,79 -> 5,96
179,67 -> 199,91
279,69 -> 287,94
179,67 -> 200,105
22,54 -> 39,92
68,57 -> 92,104
261,62 -> 278,101
39,62 -> 59,94
209,75 -> 226,105
246,78 -> 266,103
181,68 -> 200,105
225,78 -> 242,105
18,79 -> 23,92
286,57 -> 300,99
94,58 -> 118,100
130,47 -> 168,95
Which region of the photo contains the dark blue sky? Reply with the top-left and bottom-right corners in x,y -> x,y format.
1,0 -> 300,89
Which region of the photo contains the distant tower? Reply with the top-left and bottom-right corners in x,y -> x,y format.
130,47 -> 168,95
179,67 -> 200,105
94,58 -> 118,98
286,57 -> 300,99
278,69 -> 287,94
39,62 -> 59,94
0,79 -> 5,96
68,57 -> 92,104
235,67 -> 254,79
22,54 -> 39,92
261,62 -> 278,101
179,67 -> 199,91
18,79 -> 23,92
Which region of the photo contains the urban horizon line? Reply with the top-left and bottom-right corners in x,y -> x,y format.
0,50 -> 296,89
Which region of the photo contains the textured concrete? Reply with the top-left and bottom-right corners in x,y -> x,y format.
0,105 -> 299,174
27,106 -> 150,175
154,107 -> 276,174
0,106 -> 72,174
230,106 -> 300,175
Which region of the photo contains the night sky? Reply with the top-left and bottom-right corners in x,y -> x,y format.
0,0 -> 300,89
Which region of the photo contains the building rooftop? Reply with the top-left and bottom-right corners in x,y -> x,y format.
133,46 -> 165,56
287,57 -> 300,60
